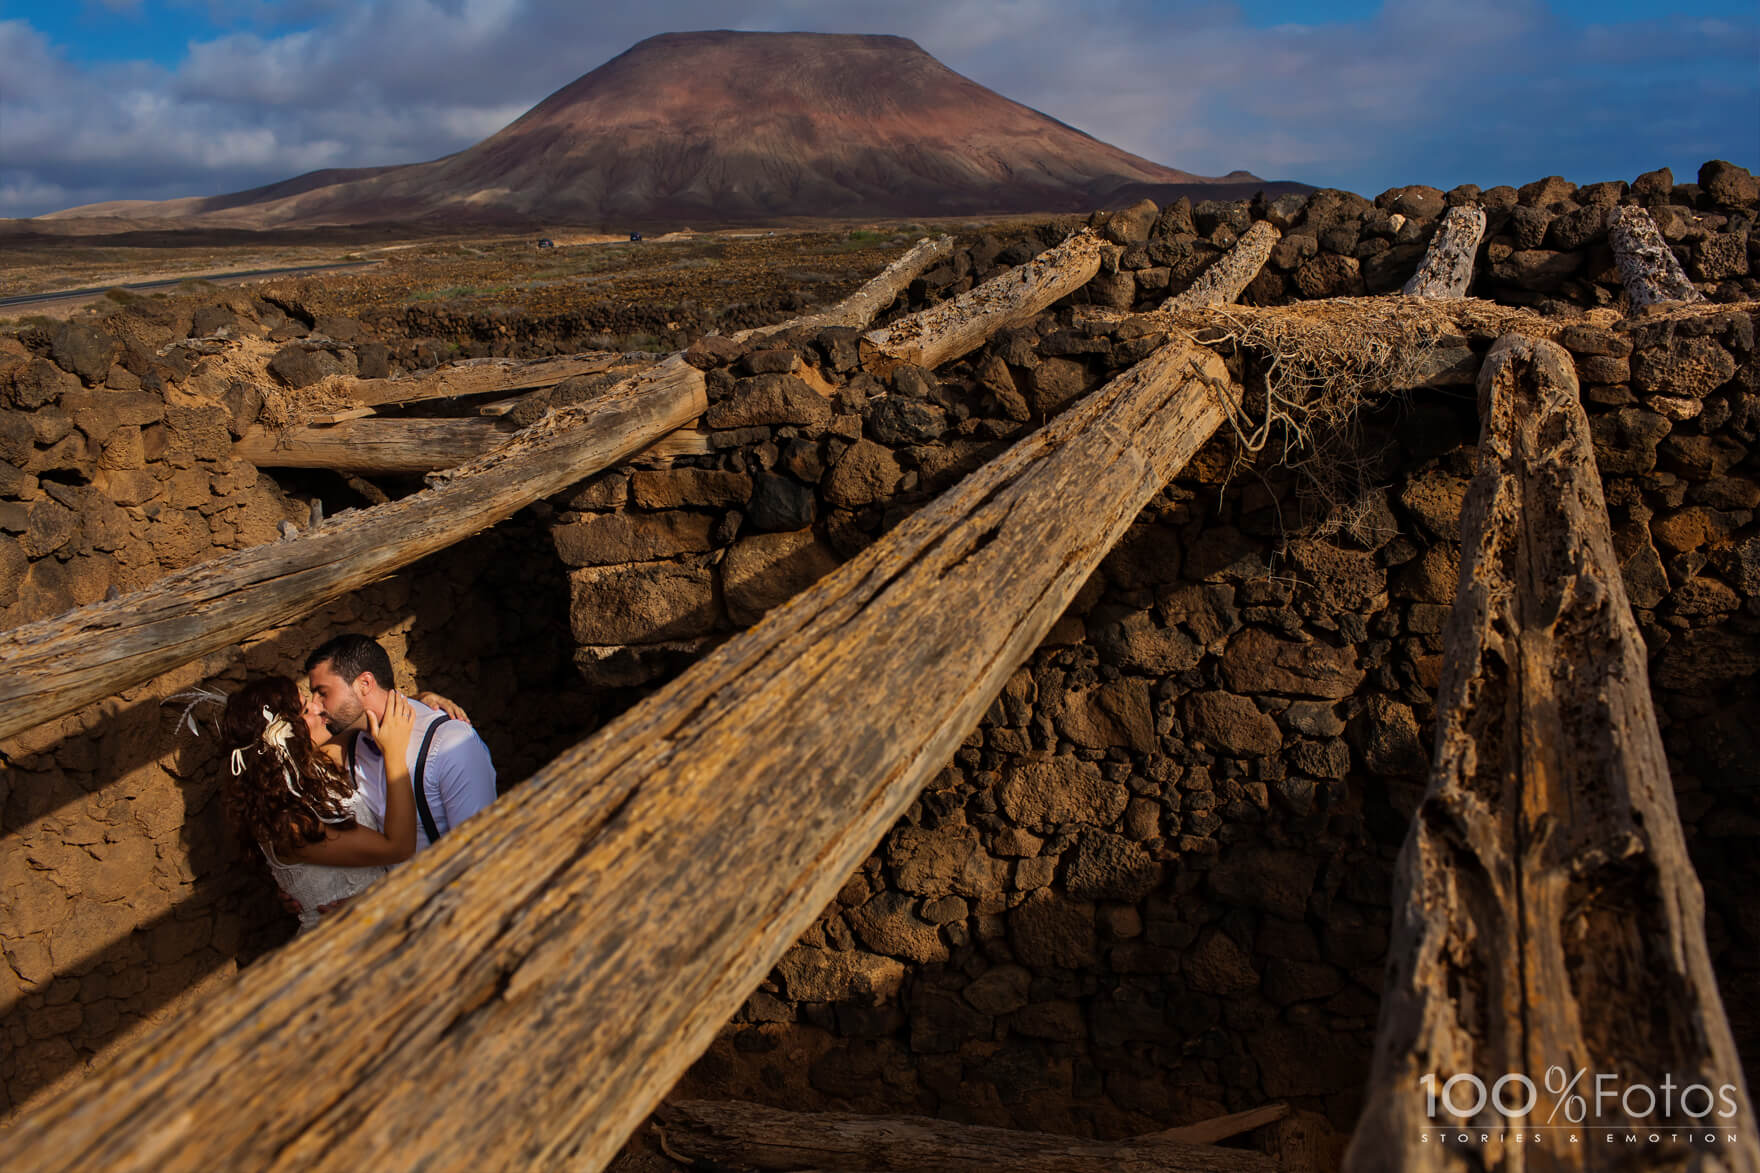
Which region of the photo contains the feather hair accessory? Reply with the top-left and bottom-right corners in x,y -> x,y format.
166,686 -> 229,737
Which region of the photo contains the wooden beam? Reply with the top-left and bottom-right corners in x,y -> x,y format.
630,423 -> 713,464
1401,205 -> 1486,298
859,229 -> 1107,376
233,417 -> 517,473
346,352 -> 622,408
1071,297 -> 1555,396
0,336 -> 1238,1171
1136,1102 -> 1289,1145
738,235 -> 955,340
653,1100 -> 1276,1172
1609,205 -> 1703,310
300,405 -> 375,425
0,355 -> 705,743
1344,334 -> 1757,1171
1166,220 -> 1280,308
1073,295 -> 1551,340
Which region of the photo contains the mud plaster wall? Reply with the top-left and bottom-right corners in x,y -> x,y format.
0,319 -> 597,1119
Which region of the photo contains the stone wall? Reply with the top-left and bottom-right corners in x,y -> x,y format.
1082,159 -> 1757,315
534,293 -> 1758,1161
3,162 -> 1756,1151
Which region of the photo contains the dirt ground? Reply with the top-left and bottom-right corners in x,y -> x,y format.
0,219 -> 1044,337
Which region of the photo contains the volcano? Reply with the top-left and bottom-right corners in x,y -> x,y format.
45,31 -> 1288,228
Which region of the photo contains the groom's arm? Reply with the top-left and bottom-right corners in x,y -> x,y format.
429,728 -> 497,834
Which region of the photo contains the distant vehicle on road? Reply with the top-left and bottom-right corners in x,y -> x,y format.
536,238 -> 555,249
629,231 -> 643,242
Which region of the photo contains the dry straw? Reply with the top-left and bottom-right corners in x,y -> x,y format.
1160,295 -> 1554,539
256,375 -> 359,432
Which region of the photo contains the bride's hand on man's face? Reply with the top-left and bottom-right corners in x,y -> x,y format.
368,689 -> 416,760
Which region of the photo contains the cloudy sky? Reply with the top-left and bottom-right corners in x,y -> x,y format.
2,0 -> 1755,218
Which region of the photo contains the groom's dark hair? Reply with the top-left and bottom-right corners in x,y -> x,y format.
306,633 -> 396,691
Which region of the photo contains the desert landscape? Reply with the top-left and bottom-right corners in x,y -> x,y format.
1,17 -> 1758,1173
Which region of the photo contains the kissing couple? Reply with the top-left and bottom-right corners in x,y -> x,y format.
210,633 -> 496,932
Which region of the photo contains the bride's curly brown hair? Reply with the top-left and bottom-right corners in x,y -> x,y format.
220,676 -> 358,857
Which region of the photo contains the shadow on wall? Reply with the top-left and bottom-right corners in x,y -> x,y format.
0,617 -> 334,1118
0,512 -> 600,1121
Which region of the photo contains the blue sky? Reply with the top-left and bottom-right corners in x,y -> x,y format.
1,0 -> 1756,218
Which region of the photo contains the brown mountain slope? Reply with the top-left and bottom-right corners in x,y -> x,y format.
46,31 -> 1287,228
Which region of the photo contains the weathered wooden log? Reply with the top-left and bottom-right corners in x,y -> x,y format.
1074,294 -> 1549,340
1071,296 -> 1552,394
1167,220 -> 1280,308
0,355 -> 705,743
347,351 -> 623,408
235,414 -> 709,474
0,336 -> 1237,1171
1137,1103 -> 1289,1145
630,422 -> 713,464
1610,205 -> 1703,309
298,405 -> 374,425
233,417 -> 517,473
859,229 -> 1106,375
1400,205 -> 1487,298
654,1100 -> 1276,1172
1344,334 -> 1757,1172
738,235 -> 955,339
1260,1111 -> 1328,1173
466,238 -> 942,425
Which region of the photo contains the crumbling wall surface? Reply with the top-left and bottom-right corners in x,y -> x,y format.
540,294 -> 1757,1156
0,305 -> 596,1121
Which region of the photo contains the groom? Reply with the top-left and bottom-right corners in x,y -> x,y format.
305,633 -> 497,851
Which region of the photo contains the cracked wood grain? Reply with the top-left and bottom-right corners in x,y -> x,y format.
348,351 -> 627,408
0,333 -> 1236,1173
859,229 -> 1106,376
736,235 -> 955,339
233,415 -> 521,472
1167,220 -> 1280,308
1402,205 -> 1487,299
1344,334 -> 1757,1173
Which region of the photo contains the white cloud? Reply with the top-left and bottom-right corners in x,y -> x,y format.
0,1 -> 1754,218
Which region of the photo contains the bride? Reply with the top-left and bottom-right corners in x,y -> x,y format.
218,676 -> 418,933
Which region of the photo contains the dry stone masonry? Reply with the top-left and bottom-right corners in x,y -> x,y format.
1,159 -> 1756,1166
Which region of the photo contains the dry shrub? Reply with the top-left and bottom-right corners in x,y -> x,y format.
1166,296 -> 1547,456
1162,296 -> 1554,539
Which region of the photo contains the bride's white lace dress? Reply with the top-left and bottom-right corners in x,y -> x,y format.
259,787 -> 389,933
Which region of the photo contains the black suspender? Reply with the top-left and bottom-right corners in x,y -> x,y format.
350,715 -> 452,846
413,714 -> 451,845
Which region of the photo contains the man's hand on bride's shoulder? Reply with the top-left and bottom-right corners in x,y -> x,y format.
416,691 -> 471,724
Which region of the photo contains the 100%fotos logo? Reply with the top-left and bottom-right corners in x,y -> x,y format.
1421,1067 -> 1743,1125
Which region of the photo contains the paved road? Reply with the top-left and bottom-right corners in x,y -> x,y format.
0,259 -> 381,312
